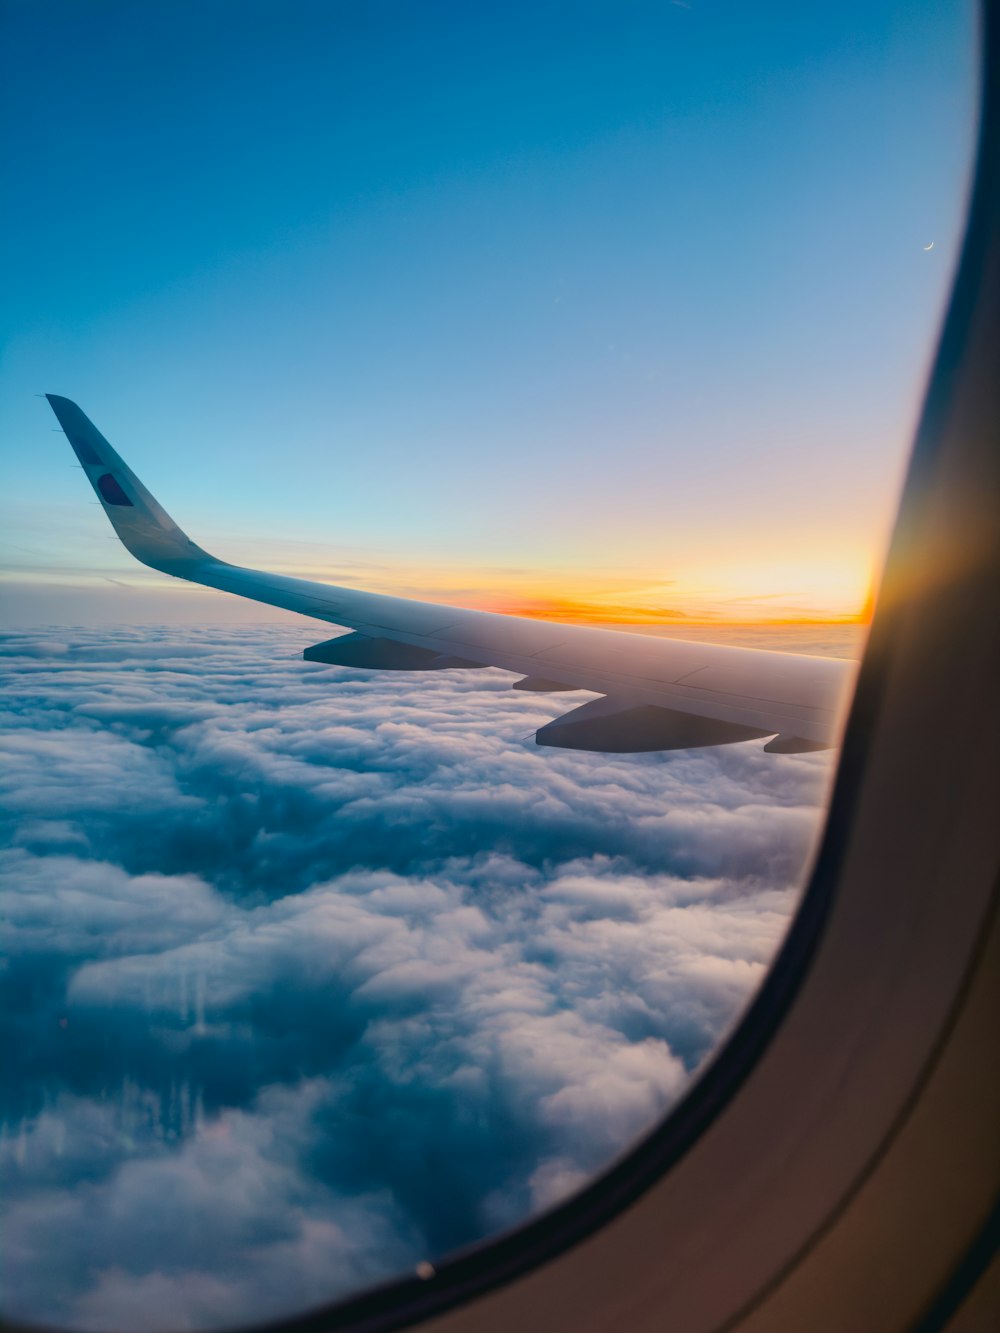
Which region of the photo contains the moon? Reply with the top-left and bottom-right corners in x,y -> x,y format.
923,241 -> 935,251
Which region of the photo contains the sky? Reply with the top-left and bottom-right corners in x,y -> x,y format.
0,0 -> 977,627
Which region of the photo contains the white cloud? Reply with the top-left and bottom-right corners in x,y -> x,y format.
0,624 -> 833,1329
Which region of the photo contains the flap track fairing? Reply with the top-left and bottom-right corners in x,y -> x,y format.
512,677 -> 575,692
763,734 -> 832,753
535,695 -> 771,753
304,634 -> 484,671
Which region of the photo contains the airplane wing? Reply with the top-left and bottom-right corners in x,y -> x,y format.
46,394 -> 856,754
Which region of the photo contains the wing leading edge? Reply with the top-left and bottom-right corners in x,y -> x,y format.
47,395 -> 856,753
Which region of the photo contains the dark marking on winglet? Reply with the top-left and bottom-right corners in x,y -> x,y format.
97,473 -> 134,507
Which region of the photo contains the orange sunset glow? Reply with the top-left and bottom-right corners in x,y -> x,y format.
295,551 -> 879,629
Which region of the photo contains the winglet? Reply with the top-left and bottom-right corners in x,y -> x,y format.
46,395 -> 217,575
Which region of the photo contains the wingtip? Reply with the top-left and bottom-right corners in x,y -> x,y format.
45,393 -> 214,570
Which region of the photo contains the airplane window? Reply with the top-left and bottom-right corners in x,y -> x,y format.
0,2 -> 977,1330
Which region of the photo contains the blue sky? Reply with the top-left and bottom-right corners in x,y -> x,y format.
0,0 -> 977,624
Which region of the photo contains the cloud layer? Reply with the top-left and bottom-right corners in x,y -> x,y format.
0,624 -> 833,1330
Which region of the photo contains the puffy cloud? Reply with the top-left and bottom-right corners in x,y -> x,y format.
0,624 -> 833,1329
2,1083 -> 423,1332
